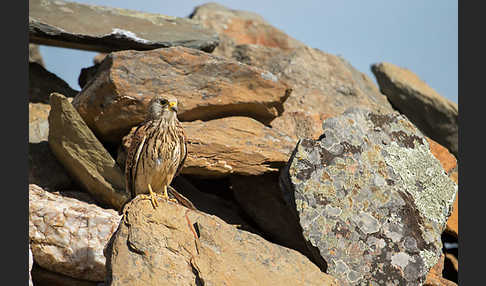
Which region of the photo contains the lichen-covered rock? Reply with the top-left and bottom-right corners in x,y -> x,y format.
73,46 -> 291,144
371,62 -> 458,157
280,108 -> 457,285
105,195 -> 338,286
29,184 -> 121,281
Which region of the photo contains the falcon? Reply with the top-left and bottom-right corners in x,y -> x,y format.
125,95 -> 187,208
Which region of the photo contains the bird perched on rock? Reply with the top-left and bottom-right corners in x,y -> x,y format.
125,95 -> 187,208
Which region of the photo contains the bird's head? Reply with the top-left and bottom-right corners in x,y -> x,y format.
147,95 -> 179,120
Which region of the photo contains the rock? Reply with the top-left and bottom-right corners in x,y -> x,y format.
182,116 -> 295,177
189,3 -> 304,58
29,246 -> 33,286
426,137 -> 458,238
230,173 -> 326,270
29,43 -> 44,66
29,102 -> 73,190
424,254 -> 457,286
29,0 -> 219,53
48,92 -> 129,210
29,62 -> 78,103
118,116 -> 294,178
73,46 -> 291,144
29,184 -> 121,282
371,62 -> 458,157
29,103 -> 50,143
171,176 -> 256,231
29,142 -> 73,191
232,44 -> 394,141
280,108 -> 457,285
105,196 -> 338,286
31,265 -> 100,286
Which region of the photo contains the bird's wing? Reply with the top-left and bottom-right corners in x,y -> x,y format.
175,122 -> 187,177
125,124 -> 147,198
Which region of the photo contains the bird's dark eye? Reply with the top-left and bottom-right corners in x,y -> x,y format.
159,99 -> 168,105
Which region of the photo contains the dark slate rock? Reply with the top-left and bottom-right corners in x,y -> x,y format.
29,62 -> 78,103
29,0 -> 219,53
280,108 -> 457,285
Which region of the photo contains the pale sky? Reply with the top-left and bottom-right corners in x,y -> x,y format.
38,0 -> 458,104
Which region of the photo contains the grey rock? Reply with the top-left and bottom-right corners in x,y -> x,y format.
29,44 -> 44,66
280,108 -> 457,285
29,62 -> 78,103
29,0 -> 219,53
48,92 -> 129,210
371,62 -> 458,158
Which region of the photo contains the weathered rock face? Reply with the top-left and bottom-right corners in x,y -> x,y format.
73,46 -> 291,144
48,93 -> 129,210
182,116 -> 294,177
230,173 -> 326,270
105,196 -> 338,286
119,116 -> 295,178
371,62 -> 458,157
424,254 -> 457,286
29,62 -> 78,103
29,245 -> 33,286
280,108 -> 457,285
29,102 -> 73,190
29,102 -> 50,143
29,44 -> 44,66
190,3 -> 304,58
232,44 -> 394,141
29,0 -> 219,53
426,137 -> 458,238
29,184 -> 121,282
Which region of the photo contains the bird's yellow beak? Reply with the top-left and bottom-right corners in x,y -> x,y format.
168,101 -> 178,112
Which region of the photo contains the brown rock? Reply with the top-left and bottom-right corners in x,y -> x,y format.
105,196 -> 338,286
29,102 -> 50,143
190,3 -> 304,58
29,102 -> 73,190
171,176 -> 255,231
29,0 -> 219,53
232,44 -> 394,141
29,62 -> 78,103
426,137 -> 458,238
182,116 -> 295,177
230,173 -> 326,270
424,254 -> 457,286
371,62 -> 458,157
73,46 -> 291,144
48,92 -> 129,210
29,44 -> 44,66
119,116 -> 294,178
29,184 -> 121,281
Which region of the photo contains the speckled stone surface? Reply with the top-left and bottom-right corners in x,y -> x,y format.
280,108 -> 457,285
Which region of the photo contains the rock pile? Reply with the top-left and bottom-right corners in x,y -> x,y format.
29,1 -> 458,285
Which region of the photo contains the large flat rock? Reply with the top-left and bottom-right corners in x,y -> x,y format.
29,0 -> 219,53
73,46 -> 291,144
190,3 -> 304,58
280,108 -> 457,285
232,44 -> 395,142
29,184 -> 121,282
371,62 -> 458,157
105,195 -> 338,285
48,93 -> 129,210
